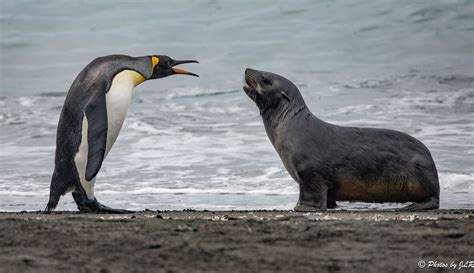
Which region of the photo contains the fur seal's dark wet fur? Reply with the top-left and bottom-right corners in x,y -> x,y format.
243,68 -> 439,211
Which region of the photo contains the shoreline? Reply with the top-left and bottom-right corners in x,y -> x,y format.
1,210 -> 473,272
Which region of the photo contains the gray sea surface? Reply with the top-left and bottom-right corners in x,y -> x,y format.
0,0 -> 473,211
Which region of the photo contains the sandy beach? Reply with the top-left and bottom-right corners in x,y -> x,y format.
0,210 -> 472,273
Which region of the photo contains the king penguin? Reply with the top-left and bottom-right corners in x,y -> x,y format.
45,54 -> 198,213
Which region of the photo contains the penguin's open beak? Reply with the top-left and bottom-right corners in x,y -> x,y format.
171,60 -> 199,77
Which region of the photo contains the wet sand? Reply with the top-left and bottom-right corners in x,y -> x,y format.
0,210 -> 473,273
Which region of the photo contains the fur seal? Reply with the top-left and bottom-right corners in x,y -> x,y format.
243,68 -> 440,211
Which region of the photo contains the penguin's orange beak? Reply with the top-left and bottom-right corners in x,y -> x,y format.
171,60 -> 199,77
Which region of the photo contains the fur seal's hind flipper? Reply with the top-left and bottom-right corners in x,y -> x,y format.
84,93 -> 108,182
398,197 -> 439,211
72,192 -> 132,214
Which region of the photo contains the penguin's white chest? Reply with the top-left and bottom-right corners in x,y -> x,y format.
105,79 -> 132,155
104,70 -> 145,155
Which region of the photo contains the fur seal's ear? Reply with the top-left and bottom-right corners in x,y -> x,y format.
281,91 -> 291,102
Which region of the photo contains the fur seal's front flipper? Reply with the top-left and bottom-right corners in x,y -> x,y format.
327,190 -> 338,209
72,192 -> 132,214
294,172 -> 328,212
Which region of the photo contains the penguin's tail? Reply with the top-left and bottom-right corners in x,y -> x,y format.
45,200 -> 58,214
45,189 -> 61,214
44,172 -> 67,213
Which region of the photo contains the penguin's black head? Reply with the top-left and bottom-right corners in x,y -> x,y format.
150,55 -> 199,79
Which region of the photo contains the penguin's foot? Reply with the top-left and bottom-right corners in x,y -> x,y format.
90,200 -> 132,214
72,192 -> 132,214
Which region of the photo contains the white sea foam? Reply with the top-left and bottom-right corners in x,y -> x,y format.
98,187 -> 298,196
439,173 -> 474,192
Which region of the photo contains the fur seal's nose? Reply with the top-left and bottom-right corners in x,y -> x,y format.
245,68 -> 256,76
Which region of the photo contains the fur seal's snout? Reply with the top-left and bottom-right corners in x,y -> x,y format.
242,69 -> 440,211
244,68 -> 270,91
243,68 -> 259,100
243,68 -> 299,107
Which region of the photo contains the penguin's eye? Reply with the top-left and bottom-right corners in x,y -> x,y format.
262,77 -> 271,85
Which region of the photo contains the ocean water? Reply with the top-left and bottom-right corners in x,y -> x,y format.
0,0 -> 473,211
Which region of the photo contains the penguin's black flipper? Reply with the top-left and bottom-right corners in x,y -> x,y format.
84,93 -> 108,181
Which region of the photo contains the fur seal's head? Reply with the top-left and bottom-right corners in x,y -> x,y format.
243,68 -> 304,113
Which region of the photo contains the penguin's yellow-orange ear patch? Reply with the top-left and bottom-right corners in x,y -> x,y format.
152,56 -> 159,69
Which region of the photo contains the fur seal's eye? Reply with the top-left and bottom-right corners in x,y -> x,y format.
262,77 -> 271,85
